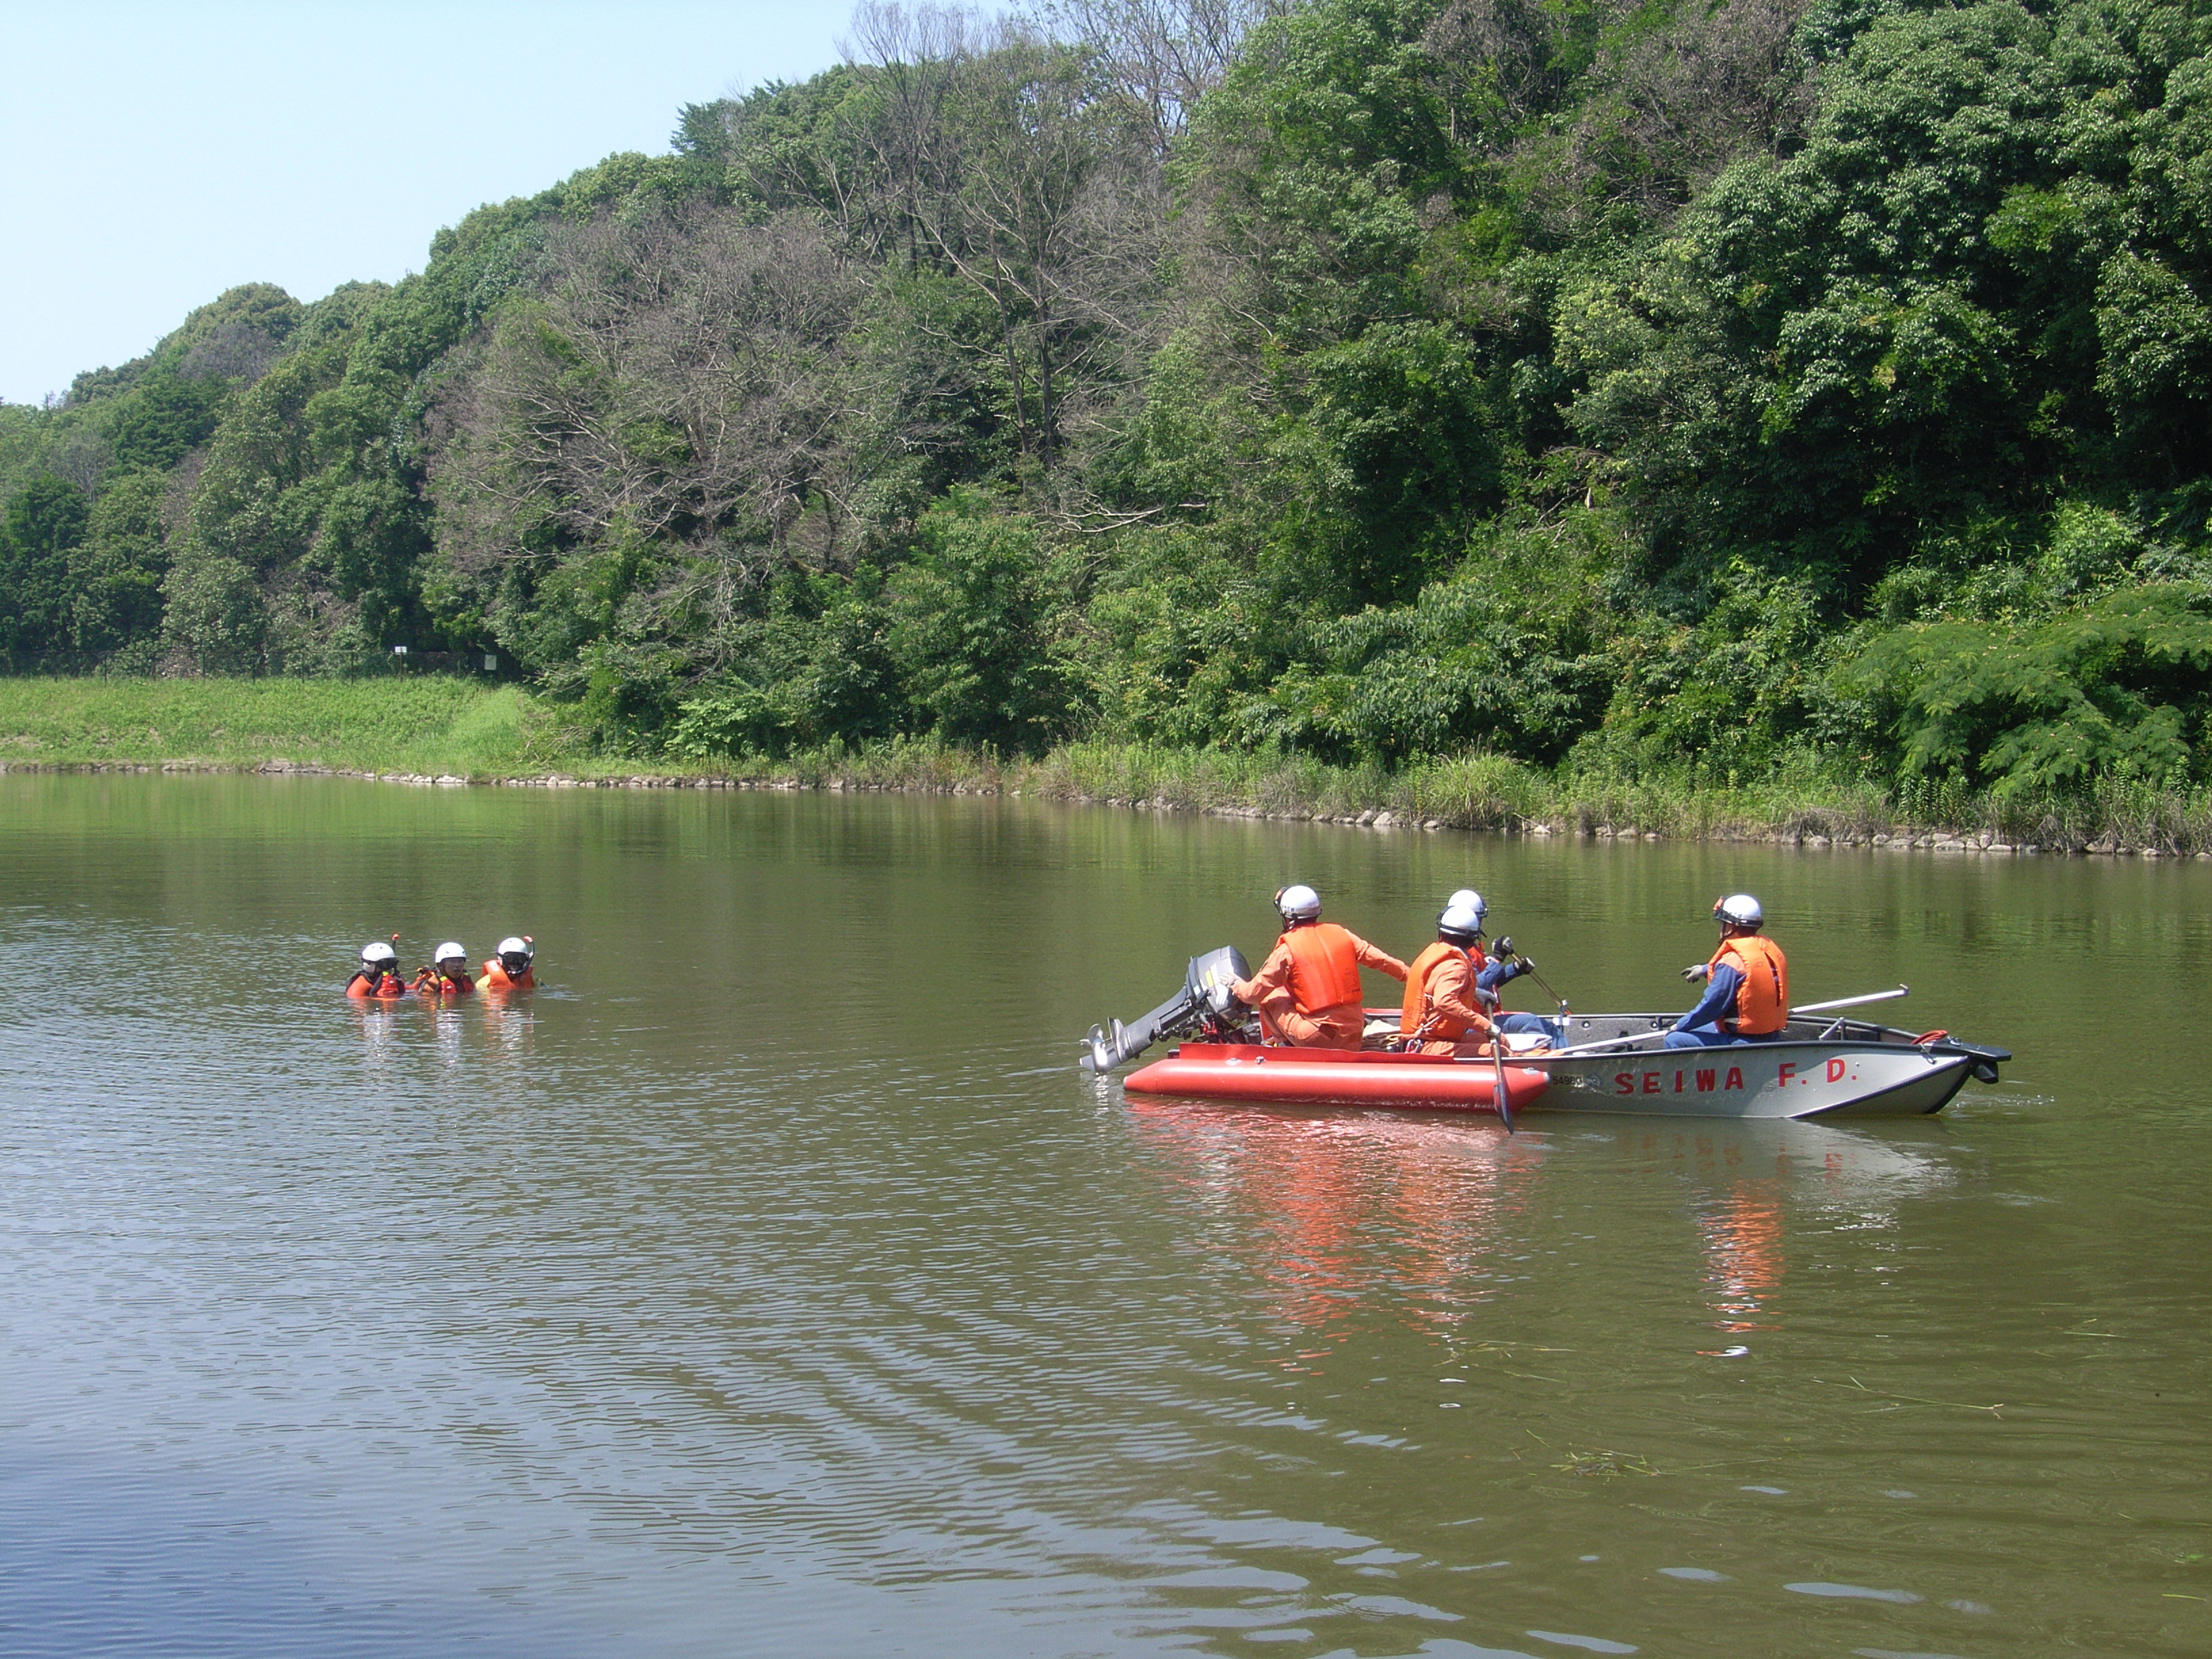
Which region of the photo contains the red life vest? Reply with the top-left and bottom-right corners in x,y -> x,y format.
1401,941 -> 1473,1036
418,970 -> 474,996
1278,922 -> 1364,1014
1709,933 -> 1788,1035
481,960 -> 533,989
347,970 -> 405,1000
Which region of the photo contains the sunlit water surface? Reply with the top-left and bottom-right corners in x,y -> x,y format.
1,775 -> 2206,1657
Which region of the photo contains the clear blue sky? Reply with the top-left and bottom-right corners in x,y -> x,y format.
0,1 -> 850,405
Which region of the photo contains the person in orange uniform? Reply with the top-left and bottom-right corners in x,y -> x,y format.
1666,893 -> 1788,1048
480,936 -> 535,989
1443,886 -> 1558,1046
346,939 -> 408,999
1231,884 -> 1407,1049
1399,901 -> 1494,1055
413,942 -> 475,996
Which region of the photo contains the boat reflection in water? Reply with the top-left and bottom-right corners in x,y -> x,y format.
1639,1118 -> 1957,1353
1120,1100 -> 1954,1359
1700,1191 -> 1785,1341
1122,1097 -> 1549,1342
1624,1116 -> 1959,1205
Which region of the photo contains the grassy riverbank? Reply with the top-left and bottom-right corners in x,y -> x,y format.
2,678 -> 2207,855
0,677 -> 547,775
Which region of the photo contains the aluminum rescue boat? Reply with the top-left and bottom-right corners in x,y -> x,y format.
1080,951 -> 2009,1121
1516,1008 -> 2007,1119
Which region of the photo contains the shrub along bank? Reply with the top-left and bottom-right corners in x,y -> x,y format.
1,678 -> 2205,854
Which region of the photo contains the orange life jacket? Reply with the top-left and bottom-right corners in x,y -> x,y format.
1279,922 -> 1363,1015
347,970 -> 405,1000
481,960 -> 533,989
1401,941 -> 1474,1036
417,970 -> 474,996
1710,933 -> 1788,1035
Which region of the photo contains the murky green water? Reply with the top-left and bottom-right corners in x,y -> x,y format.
1,774 -> 2206,1657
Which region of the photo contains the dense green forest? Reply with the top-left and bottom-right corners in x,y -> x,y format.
7,0 -> 2212,813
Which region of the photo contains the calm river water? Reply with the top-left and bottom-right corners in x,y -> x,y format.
1,775 -> 2205,1657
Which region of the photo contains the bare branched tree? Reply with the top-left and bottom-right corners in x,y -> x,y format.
839,3 -> 1162,466
1418,0 -> 1561,139
1364,0 -> 1818,242
1605,0 -> 1816,199
178,319 -> 289,385
1031,0 -> 1286,155
431,205 -> 869,659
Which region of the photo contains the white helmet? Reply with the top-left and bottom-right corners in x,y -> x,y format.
1714,893 -> 1763,928
1447,888 -> 1486,928
436,941 -> 467,965
497,936 -> 533,960
1438,902 -> 1483,943
361,941 -> 397,966
1275,884 -> 1322,923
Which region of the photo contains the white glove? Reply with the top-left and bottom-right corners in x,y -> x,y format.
1681,962 -> 1711,983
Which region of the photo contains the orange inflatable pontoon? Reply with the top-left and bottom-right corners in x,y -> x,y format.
1124,1043 -> 1549,1116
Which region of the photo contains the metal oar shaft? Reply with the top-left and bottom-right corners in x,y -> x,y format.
1519,964 -> 1569,1009
1541,1031 -> 1672,1059
1536,986 -> 1914,1059
1790,985 -> 1908,1016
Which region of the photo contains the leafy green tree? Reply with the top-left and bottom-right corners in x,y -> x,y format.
161,544 -> 268,674
1563,4 -> 2074,598
0,475 -> 89,669
106,371 -> 226,472
68,469 -> 173,665
886,491 -> 1087,750
666,573 -> 905,757
1843,585 -> 2212,794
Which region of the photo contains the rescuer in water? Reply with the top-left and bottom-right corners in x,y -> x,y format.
1436,887 -> 1558,1045
413,942 -> 475,996
1665,894 -> 1790,1048
1399,901 -> 1494,1054
1231,884 -> 1407,1049
346,940 -> 408,999
481,936 -> 535,989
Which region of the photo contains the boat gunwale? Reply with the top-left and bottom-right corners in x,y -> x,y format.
1165,1016 -> 2009,1070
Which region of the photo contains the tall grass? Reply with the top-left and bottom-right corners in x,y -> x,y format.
2,678 -> 2208,851
1023,741 -> 1547,825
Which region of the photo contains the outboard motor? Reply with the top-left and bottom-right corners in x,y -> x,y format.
1080,945 -> 1252,1072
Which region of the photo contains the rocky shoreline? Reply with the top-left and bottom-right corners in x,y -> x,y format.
4,756 -> 2203,859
